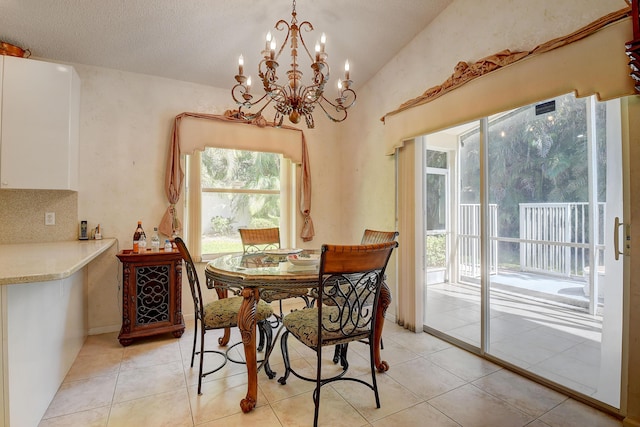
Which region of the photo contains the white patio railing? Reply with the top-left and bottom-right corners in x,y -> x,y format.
457,202 -> 604,280
519,202 -> 605,278
458,204 -> 498,278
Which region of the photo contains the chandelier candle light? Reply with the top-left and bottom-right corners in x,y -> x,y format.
231,0 -> 356,128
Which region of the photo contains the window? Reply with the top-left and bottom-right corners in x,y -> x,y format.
425,150 -> 449,275
198,147 -> 283,255
180,124 -> 305,262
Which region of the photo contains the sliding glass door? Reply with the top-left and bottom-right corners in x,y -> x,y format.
423,93 -> 625,408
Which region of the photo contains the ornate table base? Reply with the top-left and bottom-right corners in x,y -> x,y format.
239,287 -> 260,412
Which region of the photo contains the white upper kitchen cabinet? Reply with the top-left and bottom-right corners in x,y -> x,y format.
0,55 -> 80,190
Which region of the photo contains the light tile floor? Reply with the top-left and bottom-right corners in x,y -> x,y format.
425,281 -> 618,406
39,314 -> 623,427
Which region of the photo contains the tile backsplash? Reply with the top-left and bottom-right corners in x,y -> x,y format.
0,190 -> 78,243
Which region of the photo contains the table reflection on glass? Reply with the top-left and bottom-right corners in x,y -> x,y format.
205,251 -> 392,413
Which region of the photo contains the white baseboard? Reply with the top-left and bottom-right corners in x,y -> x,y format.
88,324 -> 120,335
89,315 -> 195,336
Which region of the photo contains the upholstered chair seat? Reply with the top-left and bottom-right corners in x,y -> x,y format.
204,296 -> 274,329
283,306 -> 372,348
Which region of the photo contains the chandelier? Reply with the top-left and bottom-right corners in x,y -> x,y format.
231,0 -> 356,128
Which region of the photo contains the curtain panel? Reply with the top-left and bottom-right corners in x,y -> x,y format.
388,14 -> 635,331
396,139 -> 425,332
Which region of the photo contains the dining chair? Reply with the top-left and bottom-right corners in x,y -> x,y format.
361,229 -> 399,245
238,227 -> 311,317
238,227 -> 281,253
329,229 -> 399,366
309,230 -> 399,301
277,241 -> 398,427
174,237 -> 275,394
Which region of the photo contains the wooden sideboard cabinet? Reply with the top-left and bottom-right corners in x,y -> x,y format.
116,249 -> 185,346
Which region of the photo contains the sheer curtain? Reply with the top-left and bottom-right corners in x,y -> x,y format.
395,138 -> 424,332
185,152 -> 201,261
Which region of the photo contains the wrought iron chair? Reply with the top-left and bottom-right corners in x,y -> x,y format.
238,227 -> 311,317
277,241 -> 398,427
309,230 -> 399,304
174,237 -> 275,394
331,229 -> 399,364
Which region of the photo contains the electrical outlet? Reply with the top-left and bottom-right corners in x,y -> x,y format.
45,212 -> 55,226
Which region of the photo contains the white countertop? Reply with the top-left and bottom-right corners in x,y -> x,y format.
0,238 -> 117,285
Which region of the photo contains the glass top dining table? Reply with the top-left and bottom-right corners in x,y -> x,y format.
206,250 -> 321,289
204,250 -> 392,414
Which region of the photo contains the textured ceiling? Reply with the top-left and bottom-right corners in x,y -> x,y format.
0,0 -> 451,88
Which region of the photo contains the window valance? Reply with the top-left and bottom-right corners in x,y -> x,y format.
176,113 -> 305,162
160,112 -> 314,242
382,8 -> 635,155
